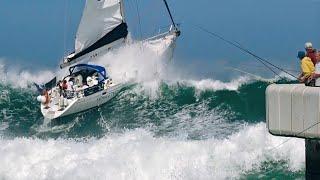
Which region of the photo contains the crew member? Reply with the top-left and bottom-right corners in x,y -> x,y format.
43,89 -> 50,109
62,80 -> 68,90
67,78 -> 74,91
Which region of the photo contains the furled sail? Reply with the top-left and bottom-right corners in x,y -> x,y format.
73,0 -> 128,59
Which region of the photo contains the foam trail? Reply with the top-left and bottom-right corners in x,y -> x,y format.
0,123 -> 304,180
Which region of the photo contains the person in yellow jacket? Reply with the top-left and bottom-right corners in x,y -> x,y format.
298,51 -> 315,83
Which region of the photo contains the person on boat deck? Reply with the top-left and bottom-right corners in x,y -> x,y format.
62,80 -> 68,90
305,42 -> 317,65
59,80 -> 68,98
41,89 -> 50,109
74,74 -> 83,88
298,51 -> 315,84
308,51 -> 320,86
57,80 -> 63,96
67,78 -> 74,91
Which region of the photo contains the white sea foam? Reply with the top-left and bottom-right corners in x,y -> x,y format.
91,42 -> 253,97
92,43 -> 165,98
182,76 -> 251,91
0,122 -> 9,131
0,59 -> 55,88
0,43 -> 254,93
0,123 -> 304,180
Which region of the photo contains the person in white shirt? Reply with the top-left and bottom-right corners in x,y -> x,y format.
67,80 -> 74,91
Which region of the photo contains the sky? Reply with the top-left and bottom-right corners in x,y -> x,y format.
0,0 -> 320,79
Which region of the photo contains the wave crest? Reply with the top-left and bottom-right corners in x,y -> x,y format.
0,123 -> 304,180
0,60 -> 55,88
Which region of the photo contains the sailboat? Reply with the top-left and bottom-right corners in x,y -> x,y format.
36,0 -> 180,119
60,0 -> 180,69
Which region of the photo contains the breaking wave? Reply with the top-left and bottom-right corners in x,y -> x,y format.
0,61 -> 55,89
0,71 -> 303,179
0,43 -> 302,179
0,123 -> 304,180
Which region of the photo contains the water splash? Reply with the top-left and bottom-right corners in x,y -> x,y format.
0,123 -> 304,180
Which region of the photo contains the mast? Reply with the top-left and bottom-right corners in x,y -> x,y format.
162,0 -> 180,35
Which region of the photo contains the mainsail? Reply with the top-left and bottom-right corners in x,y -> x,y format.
70,0 -> 128,61
61,0 -> 180,69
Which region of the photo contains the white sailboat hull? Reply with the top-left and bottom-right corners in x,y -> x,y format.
41,83 -> 125,119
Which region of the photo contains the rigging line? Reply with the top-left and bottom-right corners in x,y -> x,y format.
134,0 -> 143,40
162,0 -> 177,29
195,25 -> 280,78
227,67 -> 275,83
232,40 -> 282,79
198,25 -> 284,79
238,64 -> 300,73
194,25 -> 299,80
232,39 -> 295,79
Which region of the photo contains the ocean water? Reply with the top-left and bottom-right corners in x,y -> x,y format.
0,45 -> 305,179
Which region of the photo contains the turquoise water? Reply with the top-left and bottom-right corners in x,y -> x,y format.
0,79 -> 305,179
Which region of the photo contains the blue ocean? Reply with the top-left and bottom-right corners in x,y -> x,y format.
1,0 -> 319,179
0,48 -> 305,179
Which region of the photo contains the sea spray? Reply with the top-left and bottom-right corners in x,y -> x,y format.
0,60 -> 55,88
0,123 -> 304,180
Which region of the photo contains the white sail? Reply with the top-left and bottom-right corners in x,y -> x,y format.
60,0 -> 179,69
75,0 -> 126,54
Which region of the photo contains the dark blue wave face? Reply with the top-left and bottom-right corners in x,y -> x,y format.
0,79 -> 287,139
